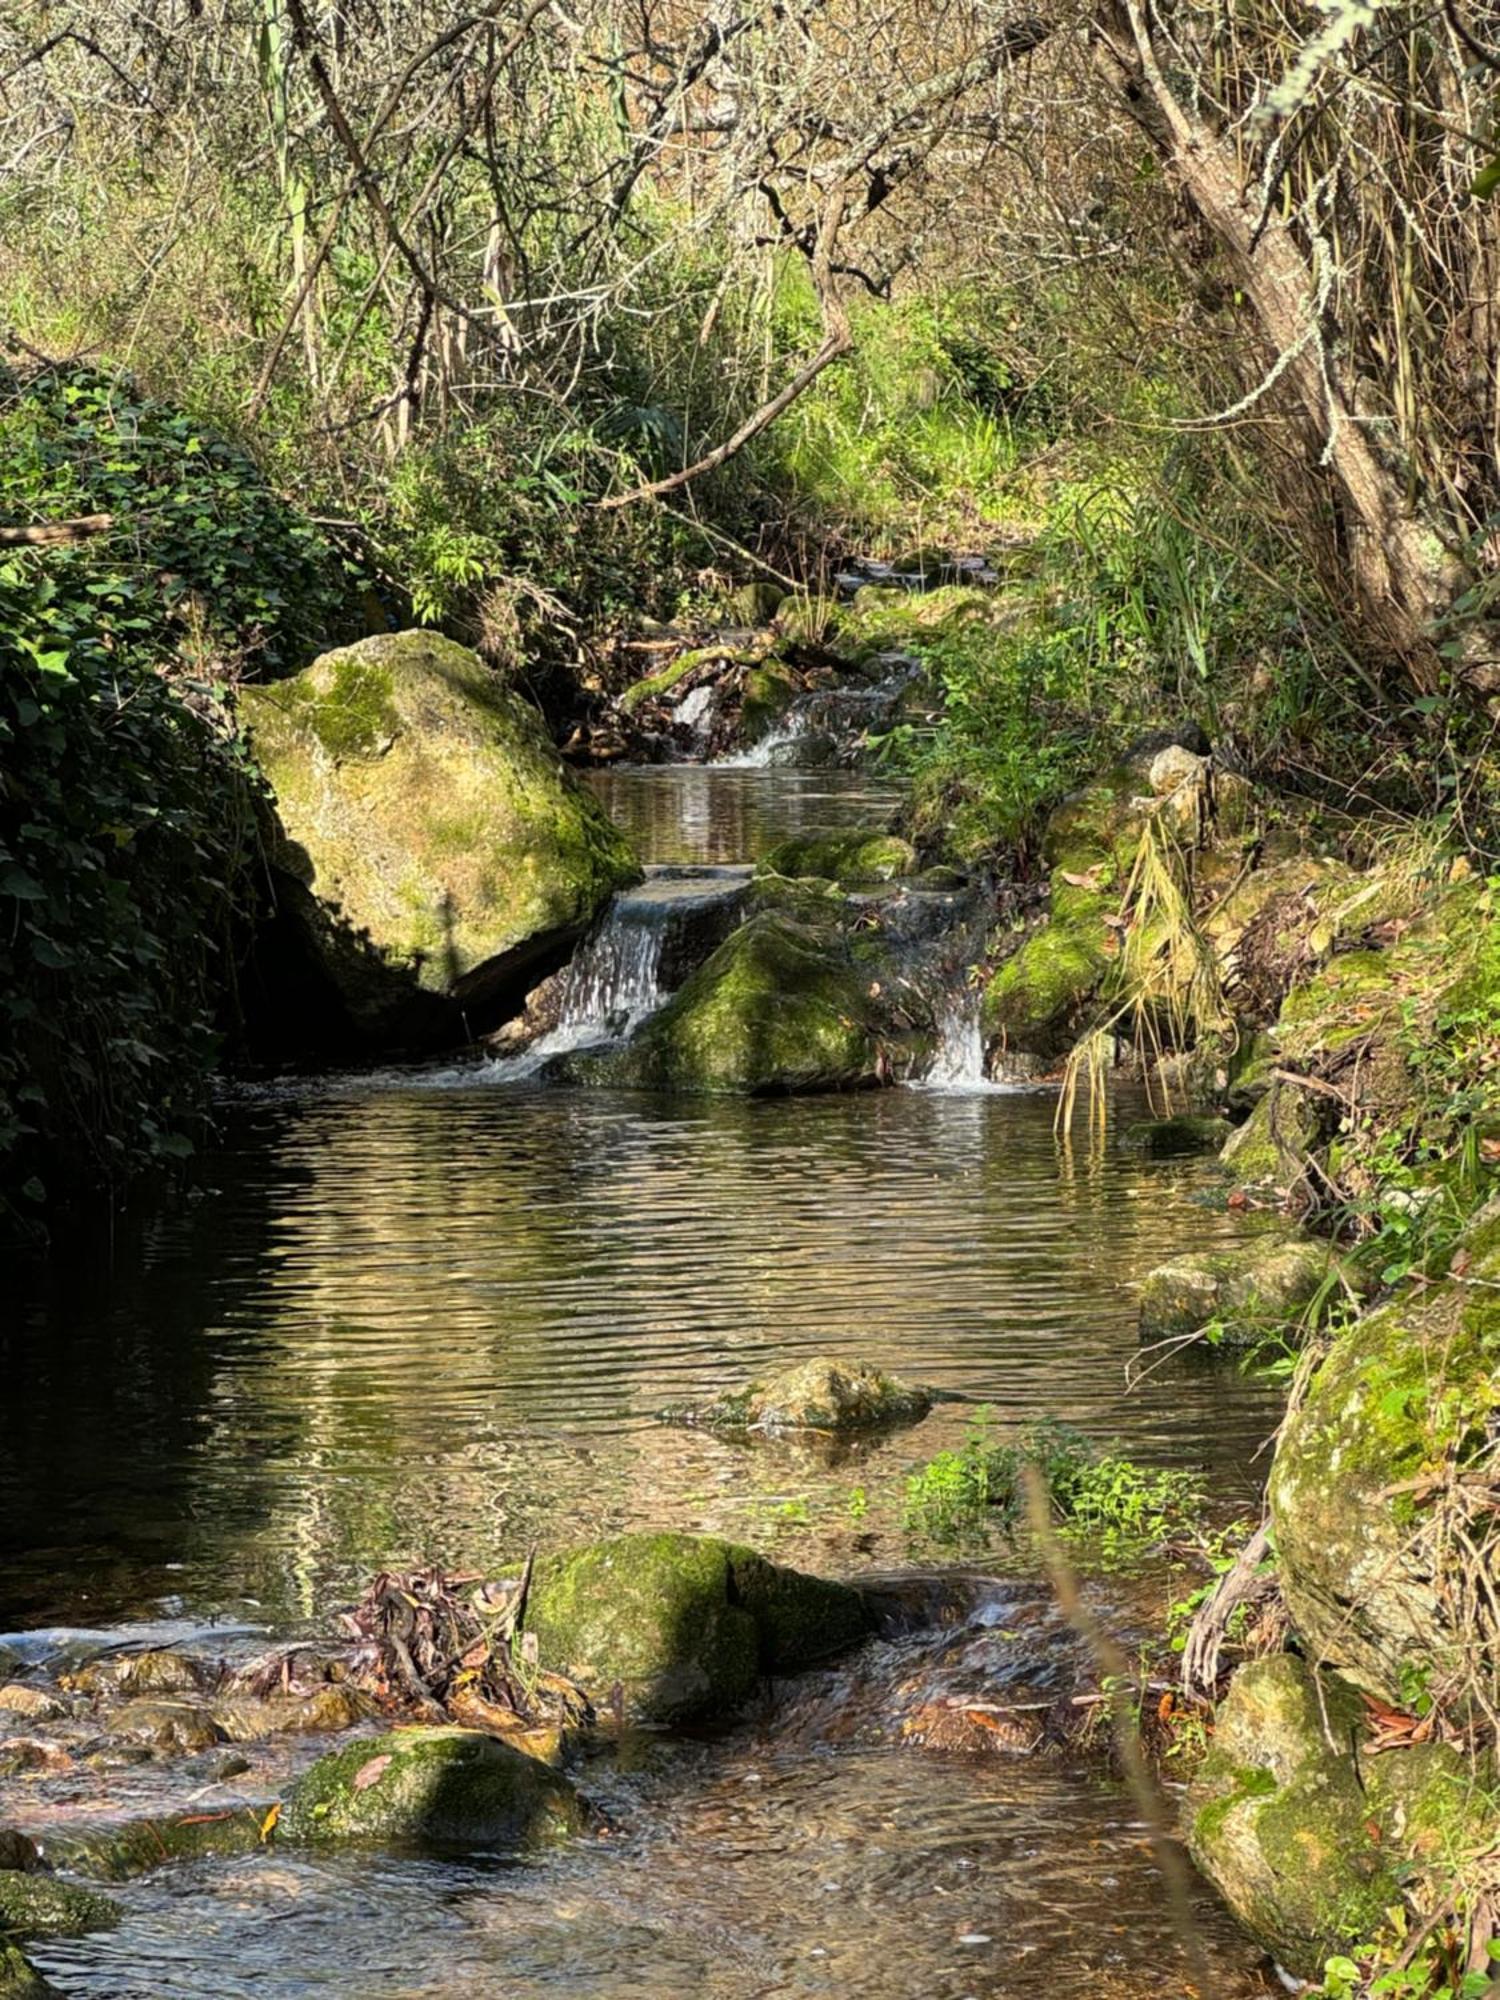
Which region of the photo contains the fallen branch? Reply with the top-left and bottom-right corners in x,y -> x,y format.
0,513 -> 114,547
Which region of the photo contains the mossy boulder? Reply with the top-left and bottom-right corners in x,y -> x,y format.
565,912 -> 920,1093
521,1533 -> 869,1723
242,632 -> 638,1046
1269,1216 -> 1500,1709
1187,1655 -> 1405,1978
1219,1082 -> 1324,1197
758,831 -> 916,885
281,1727 -> 584,1850
664,1357 -> 933,1434
67,1650 -> 204,1698
1138,1234 -> 1350,1346
739,662 -> 802,744
0,1872 -> 122,1942
40,1807 -> 272,1882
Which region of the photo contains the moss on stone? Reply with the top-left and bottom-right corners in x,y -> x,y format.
0,1945 -> 58,1998
1138,1233 -> 1349,1345
1120,1115 -> 1233,1157
0,1872 -> 121,1943
242,631 -> 639,1010
739,662 -> 802,744
665,1357 -> 933,1434
1269,1212 -> 1500,1708
567,912 -> 920,1094
280,1726 -> 584,1851
1186,1655 -> 1400,1980
1219,1084 -> 1323,1195
981,912 -> 1111,1061
41,1807 -> 273,1881
522,1532 -> 868,1723
757,831 -> 916,885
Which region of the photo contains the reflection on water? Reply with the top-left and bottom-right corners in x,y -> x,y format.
581,763 -> 907,865
2,1088 -> 1278,1627
7,1085 -> 1282,2000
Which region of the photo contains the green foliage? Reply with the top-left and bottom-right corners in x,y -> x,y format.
0,363 -> 351,1228
902,1412 -> 1204,1561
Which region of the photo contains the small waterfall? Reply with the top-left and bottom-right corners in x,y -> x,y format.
714,711 -> 810,769
554,905 -> 665,1035
919,981 -> 1007,1094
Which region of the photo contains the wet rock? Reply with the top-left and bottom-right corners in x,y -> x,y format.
758,830 -> 917,886
0,1687 -> 65,1724
666,1357 -> 933,1434
211,1685 -> 371,1743
242,631 -> 639,1050
1138,1234 -> 1351,1346
42,1806 -> 273,1881
0,1831 -> 41,1872
67,1649 -> 205,1698
281,1727 -> 585,1850
0,1741 -> 71,1777
522,1532 -> 869,1724
1269,1209 -> 1500,1710
739,661 -> 802,745
0,1944 -> 59,1997
0,1871 -> 122,1942
108,1697 -> 225,1752
1185,1654 -> 1480,1980
1120,1113 -> 1232,1156
564,912 -> 923,1094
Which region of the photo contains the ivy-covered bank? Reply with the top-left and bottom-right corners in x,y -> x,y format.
0,364 -> 354,1238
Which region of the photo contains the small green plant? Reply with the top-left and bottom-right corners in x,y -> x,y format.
902,1413 -> 1204,1560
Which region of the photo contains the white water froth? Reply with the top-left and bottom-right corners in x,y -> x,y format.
712,712 -> 809,769
488,903 -> 668,1081
917,985 -> 1011,1095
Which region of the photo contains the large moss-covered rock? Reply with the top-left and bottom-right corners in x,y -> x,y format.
1187,1655 -> 1405,1978
281,1727 -> 584,1850
0,1872 -> 121,1942
41,1807 -> 272,1881
522,1533 -> 869,1723
566,912 -> 919,1093
739,661 -> 802,744
1138,1234 -> 1349,1346
1269,1213 -> 1500,1710
758,831 -> 916,886
242,632 -> 638,1044
666,1357 -> 932,1434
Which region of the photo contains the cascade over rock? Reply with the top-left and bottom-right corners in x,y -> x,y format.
241,631 -> 638,1051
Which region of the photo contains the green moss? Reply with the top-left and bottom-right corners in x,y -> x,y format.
522,1533 -> 867,1722
666,1357 -> 932,1434
281,1727 -> 583,1850
1121,1115 -> 1233,1156
41,1807 -> 273,1882
0,1873 -> 121,1943
1137,1234 -> 1347,1345
569,912 -> 919,1094
1219,1085 -> 1323,1194
0,1943 -> 58,1997
739,662 -> 802,742
757,830 -> 916,885
981,912 -> 1110,1059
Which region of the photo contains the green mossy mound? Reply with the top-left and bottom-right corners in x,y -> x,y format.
243,631 -> 638,1044
42,1808 -> 272,1882
1218,1084 -> 1324,1197
665,1357 -> 933,1434
0,1945 -> 58,1998
739,662 -> 802,743
1187,1655 -> 1409,1978
565,912 -> 920,1094
1120,1115 -> 1233,1157
1269,1208 -> 1500,1710
1138,1234 -> 1350,1346
758,831 -> 917,885
281,1726 -> 584,1850
522,1532 -> 869,1723
0,1872 -> 122,1943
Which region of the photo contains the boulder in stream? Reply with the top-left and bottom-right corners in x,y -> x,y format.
241,631 -> 639,1051
664,1357 -> 933,1434
1137,1233 -> 1353,1346
562,911 -> 924,1093
758,829 -> 917,886
0,1946 -> 59,1998
521,1532 -> 870,1724
281,1726 -> 585,1851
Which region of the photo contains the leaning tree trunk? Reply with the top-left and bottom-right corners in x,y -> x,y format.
1092,0 -> 1500,700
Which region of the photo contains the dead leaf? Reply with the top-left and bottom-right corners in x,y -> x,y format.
260,1804 -> 281,1842
352,1754 -> 392,1792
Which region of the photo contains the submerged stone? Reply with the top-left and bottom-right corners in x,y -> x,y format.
0,1871 -> 122,1943
67,1649 -> 204,1698
242,631 -> 638,1049
107,1697 -> 225,1753
522,1532 -> 869,1724
0,1688 -> 65,1724
40,1807 -> 272,1881
1119,1114 -> 1232,1157
666,1357 -> 933,1434
1138,1234 -> 1350,1346
280,1727 -> 585,1851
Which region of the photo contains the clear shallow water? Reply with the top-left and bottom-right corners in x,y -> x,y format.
581,762 -> 907,865
7,753 -> 1281,1999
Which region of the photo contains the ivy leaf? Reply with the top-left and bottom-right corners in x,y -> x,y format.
1473,157 -> 1500,201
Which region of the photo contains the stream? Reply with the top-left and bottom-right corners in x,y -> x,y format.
3,749 -> 1283,1997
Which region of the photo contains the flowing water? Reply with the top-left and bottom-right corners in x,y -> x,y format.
5,756 -> 1282,1998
